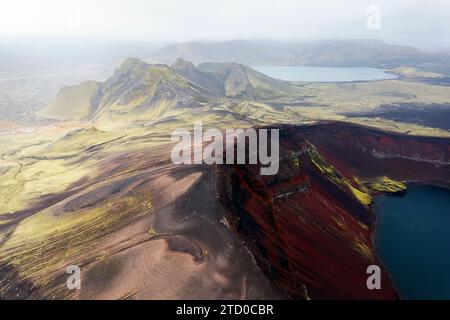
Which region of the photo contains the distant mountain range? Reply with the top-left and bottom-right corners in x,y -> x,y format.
38,58 -> 303,122
27,39 -> 450,127
150,39 -> 450,73
3,39 -> 450,77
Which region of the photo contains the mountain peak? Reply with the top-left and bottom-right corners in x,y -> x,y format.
110,58 -> 174,83
120,57 -> 148,69
172,57 -> 196,71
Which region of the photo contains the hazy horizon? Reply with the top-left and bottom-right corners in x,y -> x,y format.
0,0 -> 450,50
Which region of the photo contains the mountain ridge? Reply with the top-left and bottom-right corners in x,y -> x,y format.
38,57 -> 304,124
150,39 -> 450,73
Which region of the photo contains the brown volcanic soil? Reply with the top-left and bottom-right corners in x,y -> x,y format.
0,143 -> 276,300
76,154 -> 277,300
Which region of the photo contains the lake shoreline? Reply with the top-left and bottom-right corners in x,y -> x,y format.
253,65 -> 399,83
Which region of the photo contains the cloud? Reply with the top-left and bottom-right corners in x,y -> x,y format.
0,0 -> 449,47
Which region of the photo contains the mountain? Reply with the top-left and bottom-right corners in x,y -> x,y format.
151,39 -> 450,72
38,58 -> 303,123
153,40 -> 283,66
171,58 -> 225,97
172,58 -> 300,99
38,81 -> 101,120
38,58 -> 211,122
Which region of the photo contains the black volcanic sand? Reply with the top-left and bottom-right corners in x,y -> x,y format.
416,77 -> 450,86
345,103 -> 450,130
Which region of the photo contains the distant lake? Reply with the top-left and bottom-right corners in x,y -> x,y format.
254,66 -> 398,82
374,185 -> 450,299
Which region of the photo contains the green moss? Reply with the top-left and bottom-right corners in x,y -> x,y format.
369,176 -> 407,193
348,185 -> 372,206
291,153 -> 300,168
0,189 -> 152,294
308,144 -> 372,206
147,227 -> 159,237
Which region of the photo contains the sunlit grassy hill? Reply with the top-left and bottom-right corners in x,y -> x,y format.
38,57 -> 305,128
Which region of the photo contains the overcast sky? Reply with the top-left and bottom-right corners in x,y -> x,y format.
0,0 -> 449,49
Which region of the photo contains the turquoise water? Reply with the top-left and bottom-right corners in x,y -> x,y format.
254,66 -> 398,82
374,185 -> 450,299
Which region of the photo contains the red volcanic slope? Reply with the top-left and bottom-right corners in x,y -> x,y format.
218,122 -> 450,300
299,122 -> 450,184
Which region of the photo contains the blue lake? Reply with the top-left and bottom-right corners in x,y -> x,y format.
254,66 -> 398,82
374,185 -> 450,299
